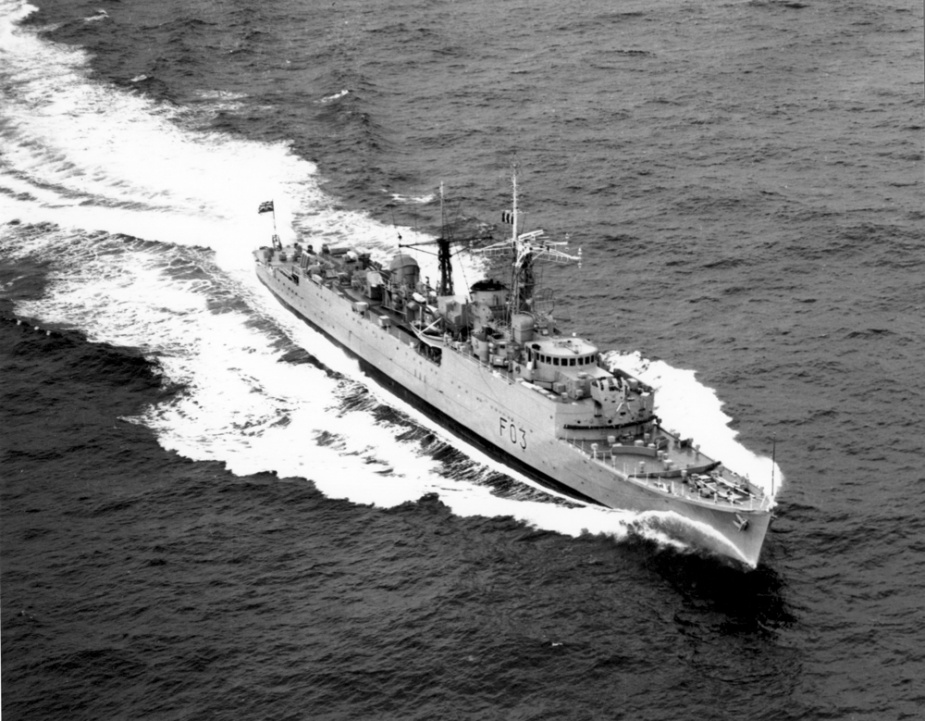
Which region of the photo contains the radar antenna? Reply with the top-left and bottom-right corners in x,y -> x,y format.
473,165 -> 581,316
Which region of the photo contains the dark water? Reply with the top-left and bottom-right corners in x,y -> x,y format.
2,0 -> 924,718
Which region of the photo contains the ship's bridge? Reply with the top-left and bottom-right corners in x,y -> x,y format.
526,336 -> 609,383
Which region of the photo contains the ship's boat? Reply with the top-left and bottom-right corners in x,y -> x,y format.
254,171 -> 774,568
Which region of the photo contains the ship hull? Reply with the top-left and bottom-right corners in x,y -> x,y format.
256,261 -> 770,568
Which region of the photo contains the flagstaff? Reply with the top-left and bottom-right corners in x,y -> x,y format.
257,199 -> 280,248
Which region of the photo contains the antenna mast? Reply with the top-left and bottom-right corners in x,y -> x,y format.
771,436 -> 777,497
511,165 -> 519,245
471,164 -> 580,319
400,183 -> 491,297
437,182 -> 454,296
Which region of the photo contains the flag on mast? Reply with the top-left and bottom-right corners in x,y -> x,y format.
258,200 -> 280,248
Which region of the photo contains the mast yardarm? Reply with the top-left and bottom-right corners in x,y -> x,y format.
474,166 -> 581,318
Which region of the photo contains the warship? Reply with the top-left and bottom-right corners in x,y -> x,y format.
254,172 -> 774,567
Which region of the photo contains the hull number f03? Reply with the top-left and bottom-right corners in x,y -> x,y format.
499,417 -> 527,449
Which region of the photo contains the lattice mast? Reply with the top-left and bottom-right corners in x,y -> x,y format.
437,182 -> 453,296
475,165 -> 581,320
398,182 -> 494,298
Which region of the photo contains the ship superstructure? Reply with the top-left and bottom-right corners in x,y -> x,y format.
254,172 -> 773,567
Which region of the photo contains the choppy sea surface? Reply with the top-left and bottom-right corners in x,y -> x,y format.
2,0 -> 923,718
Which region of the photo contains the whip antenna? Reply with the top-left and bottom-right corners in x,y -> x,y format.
771,435 -> 777,497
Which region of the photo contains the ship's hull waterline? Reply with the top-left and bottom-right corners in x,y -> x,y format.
256,257 -> 771,568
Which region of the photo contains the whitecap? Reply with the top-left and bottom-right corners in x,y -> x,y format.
319,89 -> 349,104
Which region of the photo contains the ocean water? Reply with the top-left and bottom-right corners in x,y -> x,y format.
2,0 -> 923,718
